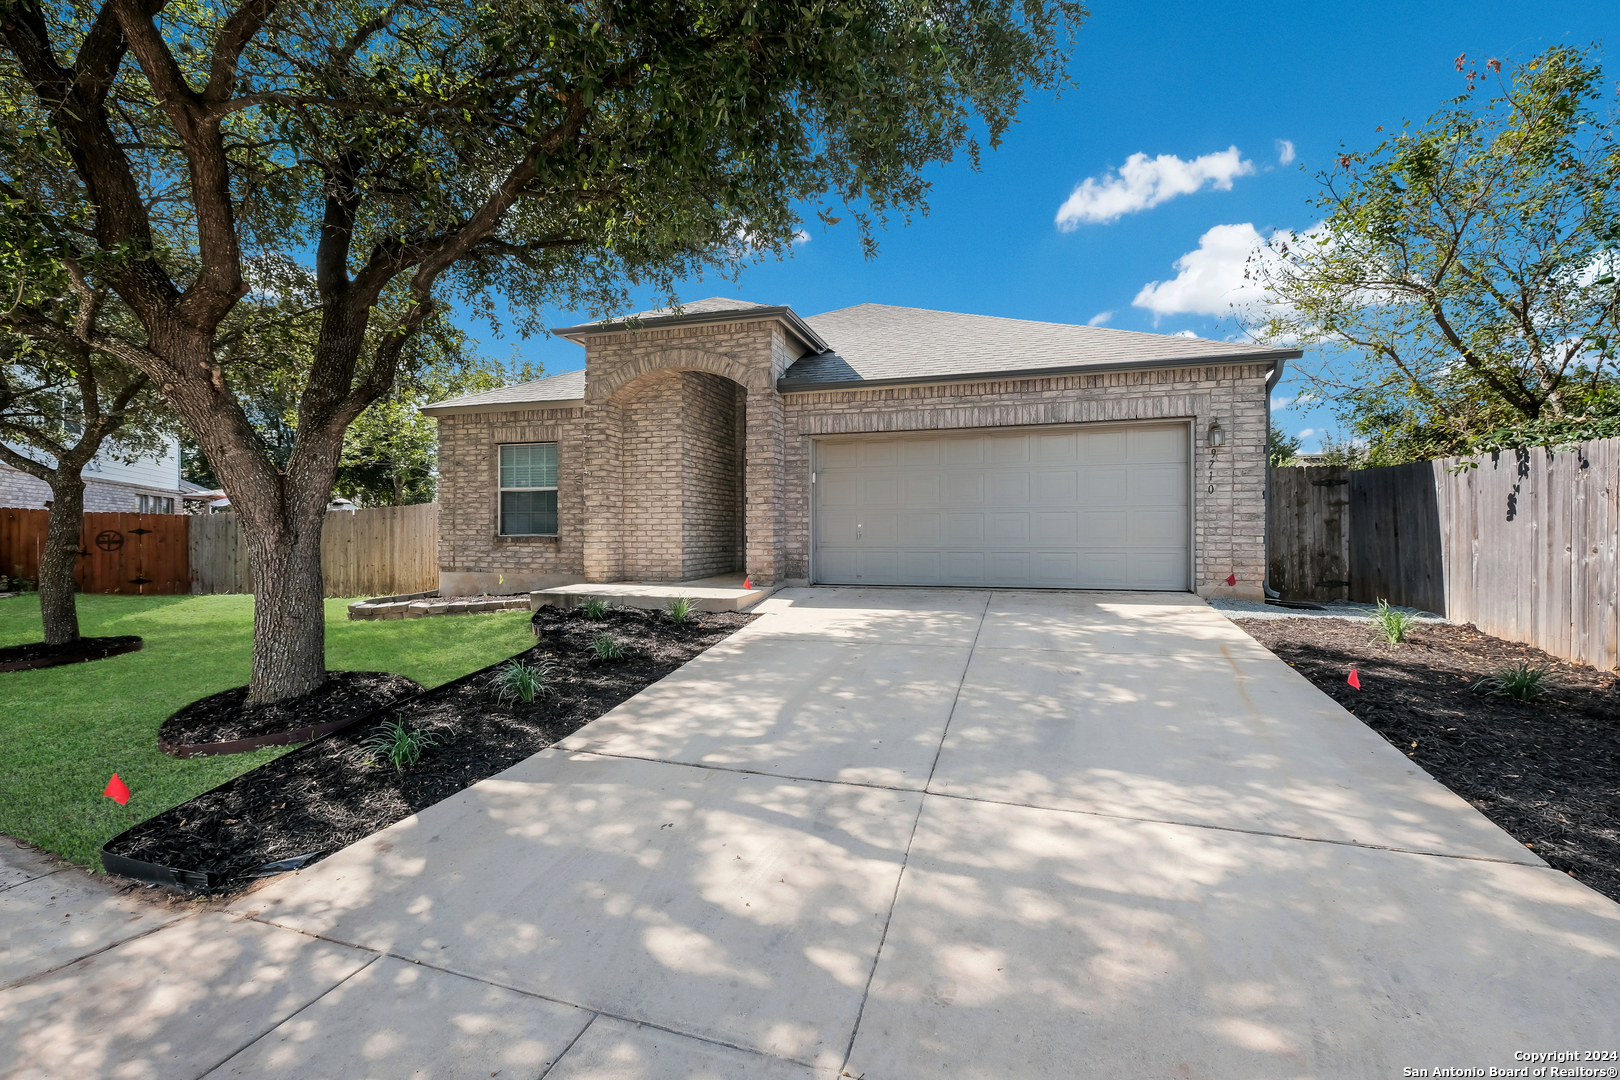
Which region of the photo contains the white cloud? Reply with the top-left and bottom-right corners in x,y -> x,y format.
1271,395 -> 1293,410
1055,147 -> 1254,229
1276,139 -> 1296,165
1298,428 -> 1316,439
793,230 -> 811,245
1132,222 -> 1270,317
1172,329 -> 1199,338
1087,310 -> 1113,326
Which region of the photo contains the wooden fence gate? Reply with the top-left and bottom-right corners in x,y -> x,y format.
1266,465 -> 1350,603
0,508 -> 190,594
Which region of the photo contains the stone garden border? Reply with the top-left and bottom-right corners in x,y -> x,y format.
346,590 -> 529,620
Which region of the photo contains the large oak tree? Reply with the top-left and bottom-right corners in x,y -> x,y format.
0,0 -> 1082,703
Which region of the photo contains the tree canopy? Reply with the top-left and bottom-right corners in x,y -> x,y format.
1,0 -> 1084,702
1247,46 -> 1620,463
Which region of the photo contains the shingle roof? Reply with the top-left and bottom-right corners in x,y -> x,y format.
782,303 -> 1298,390
420,368 -> 585,414
551,297 -> 827,353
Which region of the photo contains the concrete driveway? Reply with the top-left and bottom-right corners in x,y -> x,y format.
4,588 -> 1618,1079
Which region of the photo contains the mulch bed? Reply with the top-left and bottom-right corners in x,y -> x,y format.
0,635 -> 142,672
104,606 -> 753,893
1234,617 -> 1620,902
157,671 -> 423,757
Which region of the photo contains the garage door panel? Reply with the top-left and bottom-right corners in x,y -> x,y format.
815,423 -> 1188,590
945,513 -> 984,542
899,439 -> 941,467
989,435 -> 1031,463
900,551 -> 941,581
1033,512 -> 1078,542
1033,471 -> 1079,504
1131,552 -> 1187,589
945,474 -> 984,504
1129,464 -> 1185,502
1132,509 -> 1187,544
1035,552 -> 1080,585
821,475 -> 858,507
903,474 -> 940,506
861,512 -> 899,543
986,551 -> 1031,583
1080,468 -> 1129,503
986,472 -> 1030,505
1035,433 -> 1079,463
1131,425 -> 1186,462
860,441 -> 899,467
987,513 -> 1029,541
899,513 -> 941,542
1081,510 -> 1128,543
860,475 -> 899,505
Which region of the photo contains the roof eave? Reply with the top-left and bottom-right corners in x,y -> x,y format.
419,397 -> 586,417
775,349 -> 1303,394
553,306 -> 829,354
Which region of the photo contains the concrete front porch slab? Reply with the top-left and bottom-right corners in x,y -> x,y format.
928,645 -> 1540,861
533,574 -> 777,613
0,912 -> 371,1080
208,956 -> 591,1079
559,636 -> 972,788
846,794 -> 1620,1080
236,751 -> 921,1072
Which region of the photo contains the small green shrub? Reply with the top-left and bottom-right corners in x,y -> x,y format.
1472,661 -> 1549,702
1370,599 -> 1417,644
664,595 -> 695,625
490,658 -> 557,704
581,596 -> 611,619
361,720 -> 442,773
591,633 -> 625,661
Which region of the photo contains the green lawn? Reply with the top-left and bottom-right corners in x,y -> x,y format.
0,593 -> 535,870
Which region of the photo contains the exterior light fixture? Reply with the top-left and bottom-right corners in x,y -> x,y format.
1207,420 -> 1226,448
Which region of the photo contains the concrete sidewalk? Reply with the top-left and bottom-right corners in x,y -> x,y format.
3,588 -> 1618,1079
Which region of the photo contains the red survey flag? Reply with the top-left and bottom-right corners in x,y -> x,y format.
743,576 -> 752,590
104,774 -> 130,805
1347,667 -> 1361,690
1225,573 -> 1236,586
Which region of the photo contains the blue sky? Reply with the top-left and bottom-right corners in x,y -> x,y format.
463,0 -> 1618,452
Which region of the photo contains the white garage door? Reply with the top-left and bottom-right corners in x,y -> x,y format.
812,422 -> 1189,590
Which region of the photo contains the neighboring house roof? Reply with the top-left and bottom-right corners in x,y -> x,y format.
421,369 -> 587,415
551,296 -> 829,354
420,301 -> 1301,413
781,304 -> 1300,391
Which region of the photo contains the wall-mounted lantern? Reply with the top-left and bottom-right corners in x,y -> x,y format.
1207,419 -> 1226,448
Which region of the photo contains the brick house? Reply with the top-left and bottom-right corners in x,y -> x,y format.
421,299 -> 1298,599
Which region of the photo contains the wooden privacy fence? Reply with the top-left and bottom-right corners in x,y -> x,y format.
0,509 -> 190,594
1269,436 -> 1620,670
188,502 -> 439,598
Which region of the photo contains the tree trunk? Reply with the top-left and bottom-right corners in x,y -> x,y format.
38,476 -> 85,645
243,502 -> 328,706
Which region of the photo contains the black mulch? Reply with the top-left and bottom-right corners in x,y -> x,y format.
104,606 -> 753,893
157,671 -> 423,750
0,635 -> 141,671
1234,617 -> 1620,902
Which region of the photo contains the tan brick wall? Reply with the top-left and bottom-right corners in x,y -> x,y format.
680,371 -> 743,578
433,405 -> 587,591
618,370 -> 685,579
782,362 -> 1273,597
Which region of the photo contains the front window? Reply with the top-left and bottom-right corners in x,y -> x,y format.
499,443 -> 558,535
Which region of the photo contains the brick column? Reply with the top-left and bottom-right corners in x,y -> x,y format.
581,400 -> 623,582
744,387 -> 786,585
